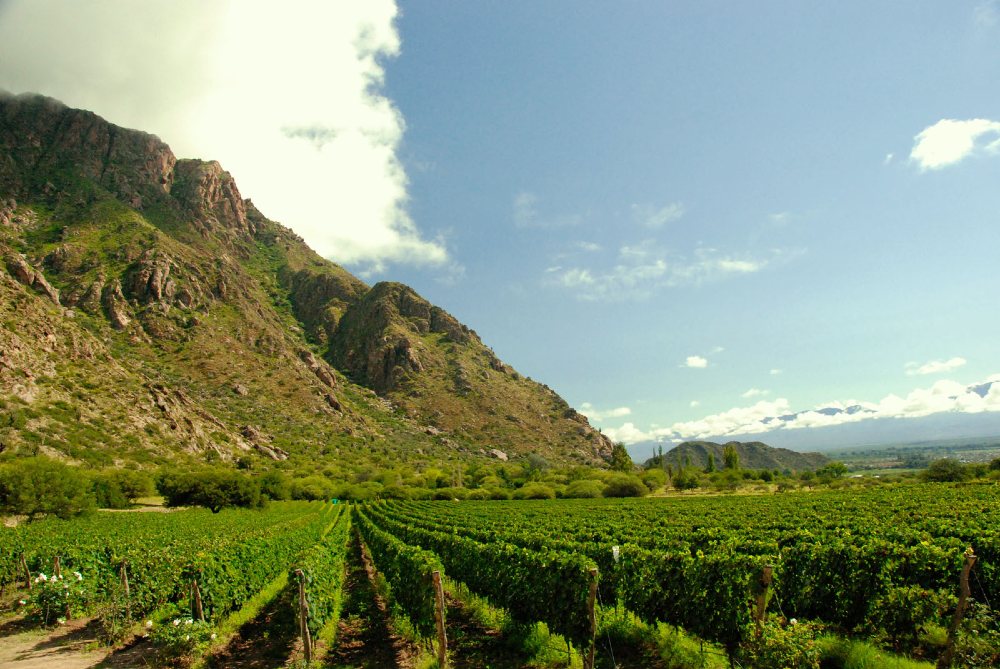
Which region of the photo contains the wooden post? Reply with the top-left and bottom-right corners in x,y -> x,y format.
20,554 -> 32,590
120,561 -> 131,618
296,569 -> 313,664
938,549 -> 977,669
754,565 -> 774,635
191,579 -> 205,622
53,556 -> 61,579
584,567 -> 598,669
432,570 -> 448,669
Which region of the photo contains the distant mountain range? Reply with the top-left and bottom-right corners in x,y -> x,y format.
628,396 -> 1000,462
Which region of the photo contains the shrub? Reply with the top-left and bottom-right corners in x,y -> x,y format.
922,458 -> 969,483
91,469 -> 154,508
513,482 -> 556,499
603,473 -> 648,498
565,479 -> 605,498
0,457 -> 95,519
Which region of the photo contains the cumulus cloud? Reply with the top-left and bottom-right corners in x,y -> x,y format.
0,0 -> 448,273
578,402 -> 632,422
685,356 -> 708,369
910,119 -> 1000,170
632,202 -> 685,228
905,357 -> 967,376
603,374 -> 1000,444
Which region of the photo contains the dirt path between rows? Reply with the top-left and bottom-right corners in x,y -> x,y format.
325,534 -> 416,669
0,616 -> 109,669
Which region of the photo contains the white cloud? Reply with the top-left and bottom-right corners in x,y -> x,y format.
602,374 -> 1000,444
513,191 -> 583,229
546,244 -> 786,301
685,356 -> 708,369
632,202 -> 685,228
975,1 -> 1000,29
883,153 -> 894,165
905,357 -> 967,376
741,388 -> 769,398
578,402 -> 632,422
0,0 -> 448,273
910,119 -> 1000,171
689,400 -> 701,408
602,422 -> 655,445
769,368 -> 783,376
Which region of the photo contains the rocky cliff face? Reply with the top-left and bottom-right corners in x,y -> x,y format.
0,92 -> 613,469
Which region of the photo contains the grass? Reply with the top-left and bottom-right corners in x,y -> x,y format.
815,635 -> 935,669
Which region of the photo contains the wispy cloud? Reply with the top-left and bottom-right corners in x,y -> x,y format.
578,402 -> 632,421
546,243 -> 791,301
905,357 -> 967,376
513,191 -> 583,229
604,374 -> 1000,444
741,388 -> 769,398
684,356 -> 708,369
769,368 -> 783,376
910,119 -> 1000,170
975,1 -> 1000,29
632,202 -> 685,228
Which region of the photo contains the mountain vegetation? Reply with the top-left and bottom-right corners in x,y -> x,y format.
0,92 -> 614,481
650,440 -> 830,473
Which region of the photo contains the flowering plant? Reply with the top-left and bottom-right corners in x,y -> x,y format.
27,571 -> 88,625
149,616 -> 216,657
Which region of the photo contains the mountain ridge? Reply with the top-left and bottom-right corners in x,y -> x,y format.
0,91 -> 614,473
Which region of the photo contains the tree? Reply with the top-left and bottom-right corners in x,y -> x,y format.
157,468 -> 264,512
723,444 -> 740,470
706,452 -> 716,473
0,457 -> 95,519
921,458 -> 969,483
610,442 -> 634,472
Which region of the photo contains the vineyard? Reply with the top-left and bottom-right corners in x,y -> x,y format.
1,484 -> 999,668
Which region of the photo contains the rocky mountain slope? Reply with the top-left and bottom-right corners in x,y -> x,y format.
658,440 -> 828,472
0,92 -> 613,473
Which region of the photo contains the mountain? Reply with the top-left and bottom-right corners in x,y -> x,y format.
652,441 -> 828,472
0,92 -> 613,473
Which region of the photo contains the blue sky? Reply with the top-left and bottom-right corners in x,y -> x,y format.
2,1 -> 999,447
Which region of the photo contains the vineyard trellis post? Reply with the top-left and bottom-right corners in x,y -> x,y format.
53,555 -> 61,579
584,567 -> 598,669
754,564 -> 774,636
432,570 -> 448,669
937,548 -> 977,669
295,569 -> 313,663
191,578 -> 205,622
20,553 -> 31,590
120,560 -> 131,618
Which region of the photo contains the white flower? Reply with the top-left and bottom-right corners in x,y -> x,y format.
73,571 -> 83,581
185,618 -> 193,625
36,573 -> 48,583
18,599 -> 26,606
172,619 -> 181,627
790,618 -> 798,625
185,634 -> 190,641
57,617 -> 67,625
145,620 -> 153,629
210,633 -> 217,640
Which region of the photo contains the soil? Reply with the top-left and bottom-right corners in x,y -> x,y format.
442,592 -> 527,669
0,616 -> 110,669
205,584 -> 298,669
325,534 -> 417,669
